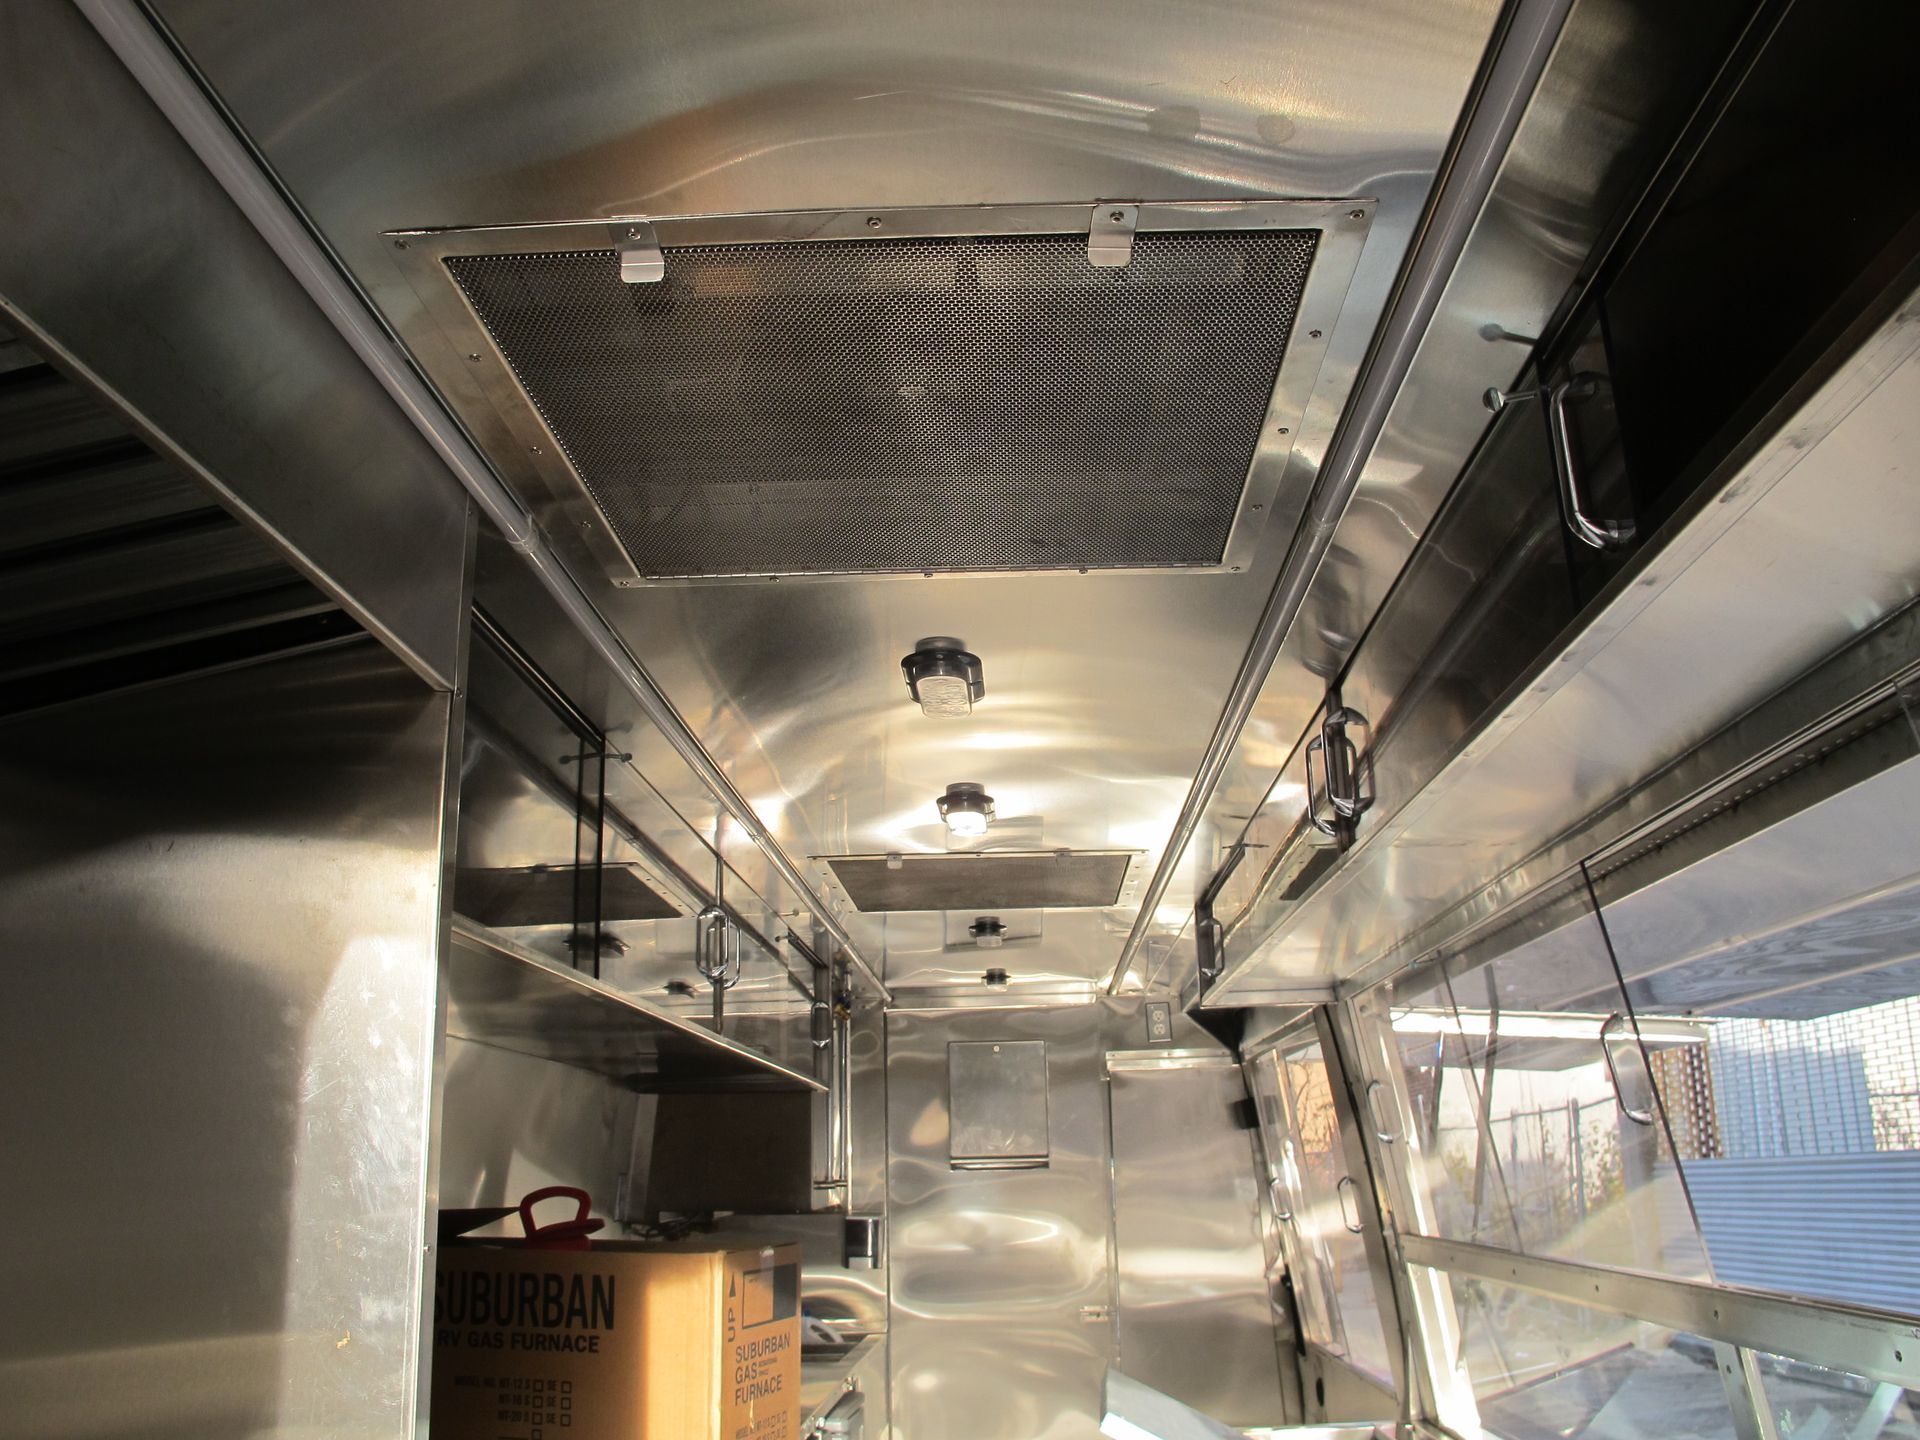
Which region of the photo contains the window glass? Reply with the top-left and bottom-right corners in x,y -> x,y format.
1384,876 -> 1712,1280
1249,1048 -> 1339,1354
1417,1266 -> 1738,1440
1272,1037 -> 1395,1384
1593,745 -> 1920,1318
1752,1354 -> 1920,1440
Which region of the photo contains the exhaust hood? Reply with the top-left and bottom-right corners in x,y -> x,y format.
389,201 -> 1372,583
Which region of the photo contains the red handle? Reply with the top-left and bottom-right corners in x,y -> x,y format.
517,1186 -> 605,1251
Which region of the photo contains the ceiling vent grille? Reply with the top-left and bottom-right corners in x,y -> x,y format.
446,228 -> 1320,579
822,850 -> 1138,913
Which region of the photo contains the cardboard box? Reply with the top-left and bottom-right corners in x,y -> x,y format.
432,1238 -> 802,1440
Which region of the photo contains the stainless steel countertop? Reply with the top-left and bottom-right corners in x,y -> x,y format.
798,1335 -> 884,1435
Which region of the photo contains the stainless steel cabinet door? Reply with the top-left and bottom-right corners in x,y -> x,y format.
1108,1054 -> 1288,1428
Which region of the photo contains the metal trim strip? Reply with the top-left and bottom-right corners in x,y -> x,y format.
1400,1235 -> 1920,1390
1104,1048 -> 1238,1074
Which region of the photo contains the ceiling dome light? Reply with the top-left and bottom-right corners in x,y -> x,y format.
901,637 -> 985,718
969,916 -> 1007,949
936,782 -> 995,837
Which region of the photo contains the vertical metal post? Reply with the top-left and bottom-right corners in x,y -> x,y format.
589,747 -> 607,981
1714,1343 -> 1784,1440
1570,1096 -> 1586,1219
835,954 -> 853,1196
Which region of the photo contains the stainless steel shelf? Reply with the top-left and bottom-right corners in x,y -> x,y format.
448,916 -> 823,1093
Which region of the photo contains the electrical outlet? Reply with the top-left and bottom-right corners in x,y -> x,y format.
1145,1000 -> 1173,1043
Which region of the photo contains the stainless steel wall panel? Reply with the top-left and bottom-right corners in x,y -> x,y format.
885,1000 -> 1232,1439
0,0 -> 472,691
0,642 -> 455,1439
1108,1056 -> 1288,1428
438,1038 -> 640,1234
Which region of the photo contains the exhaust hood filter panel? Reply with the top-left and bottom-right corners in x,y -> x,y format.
447,230 -> 1318,578
824,850 -> 1136,912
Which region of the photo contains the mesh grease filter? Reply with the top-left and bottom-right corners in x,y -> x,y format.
825,851 -> 1134,912
448,229 -> 1317,578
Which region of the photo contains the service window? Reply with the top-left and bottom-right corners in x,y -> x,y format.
1379,873 -> 1712,1281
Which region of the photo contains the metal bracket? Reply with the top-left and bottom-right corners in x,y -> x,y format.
613,220 -> 665,284
1088,202 -> 1138,268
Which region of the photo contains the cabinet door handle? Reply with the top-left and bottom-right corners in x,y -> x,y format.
1599,1011 -> 1657,1126
1366,1079 -> 1399,1144
1268,1175 -> 1293,1222
1484,375 -> 1635,551
1548,376 -> 1635,551
1336,1175 -> 1366,1234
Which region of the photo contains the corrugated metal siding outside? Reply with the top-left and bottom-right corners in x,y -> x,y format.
1679,1152 -> 1920,1316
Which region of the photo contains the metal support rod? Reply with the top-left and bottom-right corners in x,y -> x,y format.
836,957 -> 853,1192
1104,0 -> 1576,994
74,0 -> 896,1005
1403,1235 -> 1920,1391
815,947 -> 851,1193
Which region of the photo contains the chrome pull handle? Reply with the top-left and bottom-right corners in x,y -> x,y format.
1599,1011 -> 1656,1126
1325,708 -> 1370,818
1484,376 -> 1635,551
1548,376 -> 1635,551
695,904 -> 742,988
1304,705 -> 1372,838
1365,1079 -> 1398,1144
1304,735 -> 1338,838
1268,1175 -> 1293,1222
1336,1175 -> 1366,1234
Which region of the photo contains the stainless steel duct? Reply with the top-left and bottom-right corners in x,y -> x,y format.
1104,0 -> 1579,994
73,0 -> 895,1005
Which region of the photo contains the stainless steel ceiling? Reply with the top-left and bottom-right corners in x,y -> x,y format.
149,0 -> 1508,991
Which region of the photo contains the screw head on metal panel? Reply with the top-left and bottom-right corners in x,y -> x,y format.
1110,209 -> 1127,222
1309,329 -> 1322,339
1277,426 -> 1290,434
1349,209 -> 1366,221
866,216 -> 883,229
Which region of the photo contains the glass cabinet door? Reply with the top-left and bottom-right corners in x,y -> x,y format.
1254,1033 -> 1395,1386
1249,1045 -> 1341,1358
1375,873 -> 1713,1282
1589,741 -> 1920,1322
